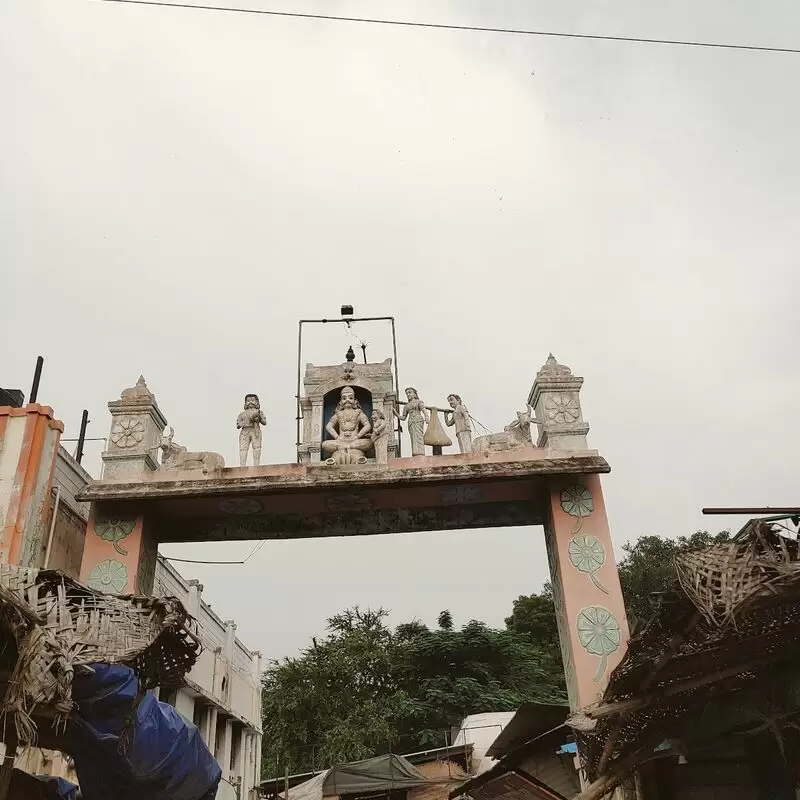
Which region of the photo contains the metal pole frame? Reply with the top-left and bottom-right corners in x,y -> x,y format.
75,409 -> 90,464
29,355 -> 44,404
295,317 -> 402,456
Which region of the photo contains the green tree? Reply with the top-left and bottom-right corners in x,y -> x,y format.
261,531 -> 732,779
261,607 -> 404,776
437,609 -> 454,631
505,584 -> 559,648
504,586 -> 563,685
261,607 -> 565,777
618,530 -> 730,626
394,617 -> 565,750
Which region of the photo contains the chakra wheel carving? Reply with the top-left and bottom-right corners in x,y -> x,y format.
569,534 -> 609,595
560,485 -> 593,532
545,393 -> 580,424
110,417 -> 145,448
88,559 -> 129,594
94,519 -> 136,555
577,606 -> 621,682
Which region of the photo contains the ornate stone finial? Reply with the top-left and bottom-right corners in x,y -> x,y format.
104,377 -> 166,479
120,375 -> 155,403
345,346 -> 356,363
528,354 -> 588,450
537,354 -> 573,379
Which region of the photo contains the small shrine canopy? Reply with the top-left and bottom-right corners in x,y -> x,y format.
569,516 -> 800,800
283,754 -> 452,800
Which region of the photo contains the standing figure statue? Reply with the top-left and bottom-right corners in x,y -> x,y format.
396,387 -> 429,457
370,409 -> 389,465
236,394 -> 266,467
444,394 -> 473,454
321,386 -> 373,465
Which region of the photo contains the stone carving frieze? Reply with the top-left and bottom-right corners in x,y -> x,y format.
325,493 -> 374,512
88,559 -> 129,594
568,534 -> 609,595
191,501 -> 538,541
110,417 -> 145,449
441,486 -> 483,504
219,499 -> 263,515
545,393 -> 580,424
94,518 -> 136,555
576,605 -> 621,683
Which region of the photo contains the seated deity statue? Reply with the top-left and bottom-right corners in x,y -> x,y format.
322,386 -> 373,465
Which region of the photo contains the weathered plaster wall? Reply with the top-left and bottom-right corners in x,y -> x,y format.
46,500 -> 86,577
53,446 -> 91,520
0,415 -> 27,527
0,405 -> 64,567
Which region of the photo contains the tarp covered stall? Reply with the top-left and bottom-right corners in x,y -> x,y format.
284,754 -> 447,800
65,663 -> 221,800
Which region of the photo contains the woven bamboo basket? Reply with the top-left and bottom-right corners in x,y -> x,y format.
675,519 -> 800,627
0,564 -> 200,745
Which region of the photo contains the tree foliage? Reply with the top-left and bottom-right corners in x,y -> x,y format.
261,607 -> 403,776
618,530 -> 730,625
261,530 -> 731,779
261,607 -> 565,776
505,583 -> 558,646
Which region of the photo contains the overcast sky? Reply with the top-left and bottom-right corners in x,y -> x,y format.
2,0 -> 799,662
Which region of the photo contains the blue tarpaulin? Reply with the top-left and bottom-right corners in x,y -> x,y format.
62,663 -> 221,800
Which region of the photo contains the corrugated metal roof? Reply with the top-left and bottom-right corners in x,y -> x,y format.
485,705 -> 568,759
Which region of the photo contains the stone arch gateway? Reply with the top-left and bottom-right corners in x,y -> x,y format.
77,354 -> 630,713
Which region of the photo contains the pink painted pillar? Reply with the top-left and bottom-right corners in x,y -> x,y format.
544,474 -> 630,710
80,507 -> 157,595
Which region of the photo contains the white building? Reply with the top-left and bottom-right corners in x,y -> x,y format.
154,555 -> 263,800
452,712 -> 517,775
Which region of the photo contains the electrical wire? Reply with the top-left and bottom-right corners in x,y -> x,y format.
164,539 -> 266,565
100,0 -> 800,56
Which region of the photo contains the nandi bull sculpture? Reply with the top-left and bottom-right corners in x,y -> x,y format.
158,427 -> 225,476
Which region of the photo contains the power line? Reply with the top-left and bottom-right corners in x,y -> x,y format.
164,539 -> 266,565
100,0 -> 800,56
